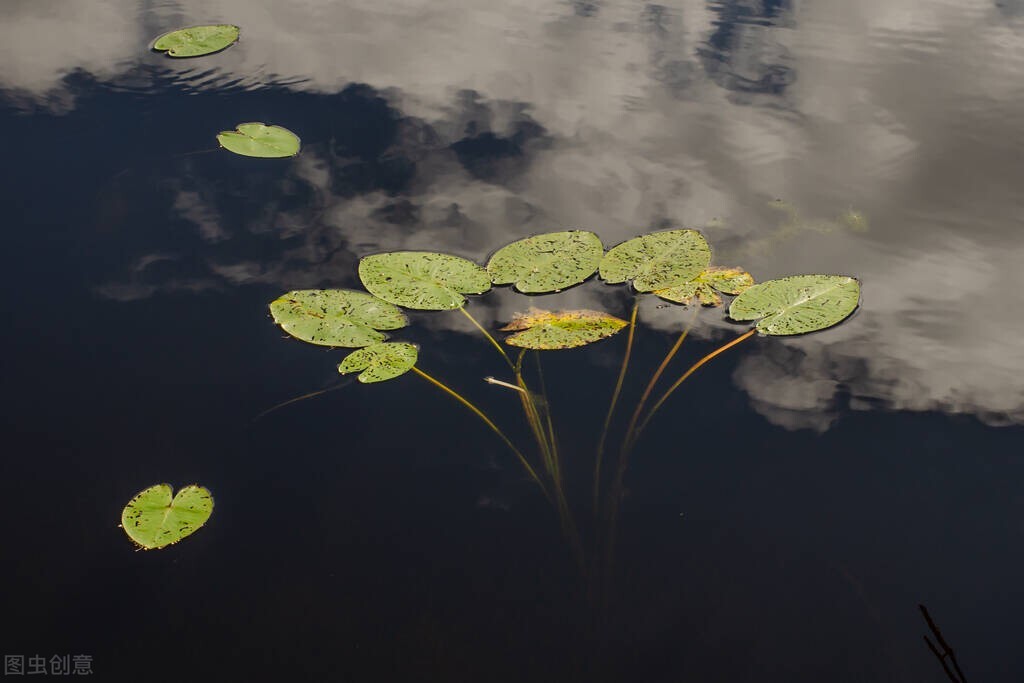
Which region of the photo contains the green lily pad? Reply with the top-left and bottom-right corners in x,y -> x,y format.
599,229 -> 711,291
655,266 -> 755,307
487,231 -> 604,293
728,274 -> 860,335
152,25 -> 240,58
358,252 -> 491,310
269,289 -> 407,348
217,123 -> 300,158
120,484 -> 214,550
338,342 -> 418,383
500,309 -> 628,349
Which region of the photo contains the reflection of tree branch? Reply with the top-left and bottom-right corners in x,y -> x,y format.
919,604 -> 968,683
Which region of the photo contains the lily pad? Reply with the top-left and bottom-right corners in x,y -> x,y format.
120,484 -> 214,550
487,231 -> 604,293
728,274 -> 860,335
500,309 -> 628,349
152,25 -> 240,58
655,266 -> 755,307
599,229 -> 711,291
338,342 -> 418,383
217,123 -> 300,158
358,252 -> 491,310
269,289 -> 407,348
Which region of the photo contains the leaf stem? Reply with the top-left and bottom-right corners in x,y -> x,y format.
594,300 -> 638,512
459,306 -> 514,370
412,366 -> 549,500
635,327 -> 757,438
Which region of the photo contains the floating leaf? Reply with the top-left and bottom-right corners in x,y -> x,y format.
120,484 -> 214,550
500,308 -> 627,349
269,289 -> 407,348
358,252 -> 491,310
152,25 -> 240,58
728,274 -> 860,335
487,231 -> 604,293
338,342 -> 418,383
599,229 -> 711,291
217,123 -> 300,158
655,266 -> 755,307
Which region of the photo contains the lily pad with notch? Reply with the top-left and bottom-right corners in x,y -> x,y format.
120,484 -> 214,550
500,308 -> 628,349
338,342 -> 418,383
600,229 -> 711,292
217,123 -> 300,158
728,274 -> 860,335
269,289 -> 407,347
487,230 -> 604,293
358,252 -> 491,310
152,25 -> 240,58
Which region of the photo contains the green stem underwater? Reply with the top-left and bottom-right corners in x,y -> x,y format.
459,306 -> 514,370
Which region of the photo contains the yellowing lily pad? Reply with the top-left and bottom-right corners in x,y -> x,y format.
152,25 -> 240,58
358,252 -> 491,310
654,266 -> 755,306
728,274 -> 860,335
217,123 -> 300,158
120,484 -> 214,550
599,229 -> 711,292
338,342 -> 418,383
500,309 -> 628,349
269,289 -> 407,348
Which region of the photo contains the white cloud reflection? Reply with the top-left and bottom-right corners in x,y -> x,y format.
5,0 -> 1024,428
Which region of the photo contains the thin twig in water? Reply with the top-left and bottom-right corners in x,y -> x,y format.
919,604 -> 968,683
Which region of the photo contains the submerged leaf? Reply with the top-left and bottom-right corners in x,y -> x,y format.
728,274 -> 860,335
217,122 -> 300,158
655,266 -> 755,306
152,25 -> 239,58
338,342 -> 418,383
269,289 -> 407,347
500,308 -> 627,349
121,484 -> 214,550
487,231 -> 604,293
358,252 -> 491,310
600,230 -> 711,291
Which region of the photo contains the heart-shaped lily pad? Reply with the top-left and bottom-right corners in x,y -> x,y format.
120,484 -> 214,550
728,274 -> 860,335
487,230 -> 604,293
338,342 -> 418,383
500,308 -> 628,349
600,229 -> 711,291
269,289 -> 407,347
152,25 -> 240,58
358,252 -> 491,310
654,266 -> 755,306
217,122 -> 301,158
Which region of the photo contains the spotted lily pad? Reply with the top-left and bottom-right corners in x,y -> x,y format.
599,229 -> 711,291
120,484 -> 214,550
358,252 -> 491,310
338,342 -> 418,383
500,309 -> 628,349
655,266 -> 755,306
728,274 -> 860,335
217,123 -> 300,158
269,289 -> 407,348
152,25 -> 240,58
487,231 -> 604,293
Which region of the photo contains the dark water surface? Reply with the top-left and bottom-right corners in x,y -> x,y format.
3,1 -> 1023,680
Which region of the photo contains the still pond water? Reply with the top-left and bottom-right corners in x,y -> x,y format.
2,0 -> 1023,680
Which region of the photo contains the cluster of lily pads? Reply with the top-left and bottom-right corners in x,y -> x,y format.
270,229 -> 860,381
